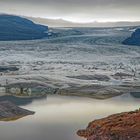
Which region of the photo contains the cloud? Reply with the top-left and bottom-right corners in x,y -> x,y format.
0,0 -> 140,22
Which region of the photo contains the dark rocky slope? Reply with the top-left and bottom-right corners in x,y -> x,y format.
0,14 -> 48,41
0,101 -> 35,121
77,109 -> 140,140
123,28 -> 140,46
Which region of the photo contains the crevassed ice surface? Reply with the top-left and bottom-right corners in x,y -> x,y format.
0,27 -> 140,87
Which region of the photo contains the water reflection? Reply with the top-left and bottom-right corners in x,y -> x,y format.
130,92 -> 140,98
0,94 -> 139,140
0,95 -> 47,106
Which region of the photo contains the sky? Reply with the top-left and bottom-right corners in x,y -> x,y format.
0,0 -> 140,23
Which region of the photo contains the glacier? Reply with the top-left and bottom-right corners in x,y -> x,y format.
0,27 -> 140,98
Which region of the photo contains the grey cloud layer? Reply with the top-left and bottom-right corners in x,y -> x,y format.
0,0 -> 140,21
1,0 -> 140,5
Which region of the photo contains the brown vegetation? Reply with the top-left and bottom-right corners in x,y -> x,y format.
77,109 -> 140,140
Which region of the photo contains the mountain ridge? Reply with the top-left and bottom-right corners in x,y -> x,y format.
0,14 -> 48,41
123,28 -> 140,46
26,16 -> 140,27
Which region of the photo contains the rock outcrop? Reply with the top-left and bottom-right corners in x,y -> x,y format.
0,14 -> 48,41
0,101 -> 35,121
123,28 -> 140,46
77,109 -> 140,140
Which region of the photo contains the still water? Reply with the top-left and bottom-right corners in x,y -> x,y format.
0,94 -> 139,140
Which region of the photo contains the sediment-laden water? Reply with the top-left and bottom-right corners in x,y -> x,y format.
0,94 -> 139,140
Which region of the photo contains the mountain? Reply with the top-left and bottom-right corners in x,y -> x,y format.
0,14 -> 48,41
27,16 -> 140,27
123,28 -> 140,46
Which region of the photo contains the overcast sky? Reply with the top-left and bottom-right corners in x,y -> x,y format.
0,0 -> 140,23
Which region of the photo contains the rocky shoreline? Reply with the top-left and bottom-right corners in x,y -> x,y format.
77,109 -> 140,140
0,80 -> 140,100
0,101 -> 35,121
